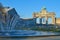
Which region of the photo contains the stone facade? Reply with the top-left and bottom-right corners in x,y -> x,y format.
33,7 -> 60,25
56,18 -> 60,25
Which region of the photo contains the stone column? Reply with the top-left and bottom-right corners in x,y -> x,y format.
52,16 -> 55,24
40,18 -> 42,24
45,17 -> 48,24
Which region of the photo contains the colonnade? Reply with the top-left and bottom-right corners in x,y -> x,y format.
35,16 -> 55,24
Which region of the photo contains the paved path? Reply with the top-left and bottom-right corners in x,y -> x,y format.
0,36 -> 60,40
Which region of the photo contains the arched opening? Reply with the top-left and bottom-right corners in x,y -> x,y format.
36,18 -> 40,24
42,17 -> 46,24
48,18 -> 52,24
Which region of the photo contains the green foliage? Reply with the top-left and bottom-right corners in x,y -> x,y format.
14,26 -> 60,32
30,27 -> 60,32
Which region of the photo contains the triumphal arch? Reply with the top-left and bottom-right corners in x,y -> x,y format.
33,7 -> 56,24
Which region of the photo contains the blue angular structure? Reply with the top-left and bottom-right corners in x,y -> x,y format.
0,3 -> 38,36
0,3 -> 20,32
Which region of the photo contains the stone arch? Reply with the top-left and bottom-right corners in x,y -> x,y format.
33,7 -> 56,24
36,18 -> 40,24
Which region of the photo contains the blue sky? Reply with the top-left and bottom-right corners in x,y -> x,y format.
0,0 -> 60,18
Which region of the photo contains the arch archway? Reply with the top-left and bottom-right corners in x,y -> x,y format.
42,17 -> 46,24
48,18 -> 52,24
36,18 -> 40,24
